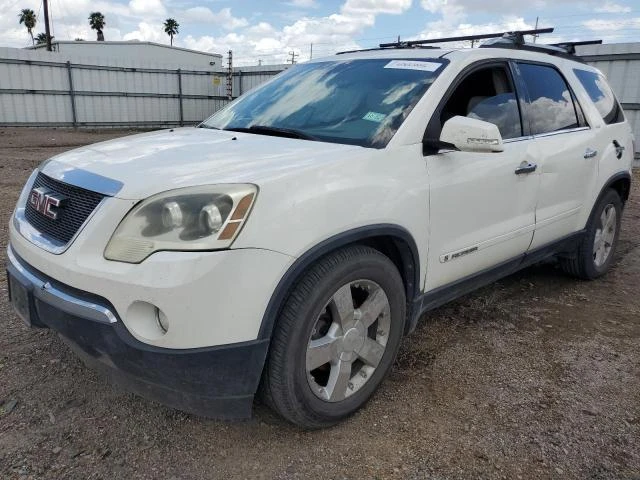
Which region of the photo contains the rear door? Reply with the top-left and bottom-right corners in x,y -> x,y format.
424,61 -> 540,290
570,67 -> 635,190
514,62 -> 599,249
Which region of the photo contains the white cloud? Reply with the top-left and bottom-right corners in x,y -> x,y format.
342,0 -> 413,15
285,0 -> 318,7
181,0 -> 412,66
122,21 -> 164,42
416,16 -> 542,46
183,7 -> 248,30
128,0 -> 166,16
583,17 -> 640,31
595,2 -> 632,13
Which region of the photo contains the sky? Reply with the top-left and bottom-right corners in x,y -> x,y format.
2,0 -> 639,65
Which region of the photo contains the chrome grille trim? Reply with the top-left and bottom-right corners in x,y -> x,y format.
14,171 -> 108,254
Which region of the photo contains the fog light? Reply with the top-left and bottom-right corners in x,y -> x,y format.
156,307 -> 169,333
162,201 -> 183,228
200,204 -> 223,233
126,301 -> 169,340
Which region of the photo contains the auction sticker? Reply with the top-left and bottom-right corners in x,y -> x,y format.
363,111 -> 386,122
384,60 -> 442,72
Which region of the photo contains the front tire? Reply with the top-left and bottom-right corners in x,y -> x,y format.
262,245 -> 406,429
560,188 -> 622,279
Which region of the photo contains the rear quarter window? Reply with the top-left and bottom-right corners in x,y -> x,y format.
573,69 -> 624,125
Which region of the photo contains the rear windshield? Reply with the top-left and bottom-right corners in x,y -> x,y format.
201,58 -> 448,148
573,69 -> 624,125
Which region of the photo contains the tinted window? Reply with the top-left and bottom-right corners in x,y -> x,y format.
440,66 -> 523,139
201,58 -> 447,148
574,69 -> 624,124
518,63 -> 579,135
467,93 -> 522,140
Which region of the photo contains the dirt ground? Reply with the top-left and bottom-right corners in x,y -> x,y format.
0,128 -> 639,480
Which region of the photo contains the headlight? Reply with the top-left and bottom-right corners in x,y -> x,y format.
104,184 -> 257,263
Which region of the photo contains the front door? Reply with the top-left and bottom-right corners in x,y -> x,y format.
424,62 -> 540,290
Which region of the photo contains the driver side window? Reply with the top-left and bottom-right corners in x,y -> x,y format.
440,65 -> 523,140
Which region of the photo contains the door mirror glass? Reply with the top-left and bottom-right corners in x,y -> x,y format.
436,115 -> 504,153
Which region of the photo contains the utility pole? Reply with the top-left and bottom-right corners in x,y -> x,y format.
226,50 -> 233,100
533,17 -> 539,43
309,43 -> 313,60
42,0 -> 53,51
289,51 -> 298,64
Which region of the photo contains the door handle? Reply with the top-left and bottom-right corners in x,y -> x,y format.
584,148 -> 598,159
515,162 -> 537,175
613,140 -> 625,159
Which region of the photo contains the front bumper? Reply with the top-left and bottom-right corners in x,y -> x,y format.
7,246 -> 269,419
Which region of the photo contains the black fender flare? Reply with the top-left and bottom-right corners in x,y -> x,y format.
592,171 -> 632,213
257,224 -> 421,340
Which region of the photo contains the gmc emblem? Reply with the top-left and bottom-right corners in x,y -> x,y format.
29,187 -> 67,220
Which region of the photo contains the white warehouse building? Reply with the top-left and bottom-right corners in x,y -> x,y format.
30,41 -> 223,70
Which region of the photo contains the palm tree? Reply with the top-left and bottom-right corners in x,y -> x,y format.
164,18 -> 179,46
88,12 -> 105,41
35,32 -> 48,45
18,8 -> 36,46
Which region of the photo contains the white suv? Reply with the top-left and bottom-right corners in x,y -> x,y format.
7,33 -> 634,428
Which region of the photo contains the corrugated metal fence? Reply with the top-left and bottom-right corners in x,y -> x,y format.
0,47 -> 288,127
1,44 -> 639,160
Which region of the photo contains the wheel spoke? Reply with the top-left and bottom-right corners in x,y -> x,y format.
357,337 -> 385,367
358,288 -> 388,328
600,209 -> 608,229
331,284 -> 354,328
604,208 -> 616,232
324,360 -> 352,401
307,336 -> 337,370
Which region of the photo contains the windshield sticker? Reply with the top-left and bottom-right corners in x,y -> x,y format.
384,60 -> 442,72
363,111 -> 386,123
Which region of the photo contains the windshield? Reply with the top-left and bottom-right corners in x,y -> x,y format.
200,58 -> 448,148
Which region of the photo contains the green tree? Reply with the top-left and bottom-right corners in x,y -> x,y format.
18,8 -> 37,46
163,18 -> 179,46
35,32 -> 49,45
88,12 -> 105,41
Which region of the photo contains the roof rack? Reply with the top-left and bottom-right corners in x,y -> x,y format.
550,40 -> 603,54
337,28 -> 602,61
378,28 -> 554,48
336,45 -> 439,55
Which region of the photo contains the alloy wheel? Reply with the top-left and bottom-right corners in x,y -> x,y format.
306,280 -> 391,402
593,203 -> 617,267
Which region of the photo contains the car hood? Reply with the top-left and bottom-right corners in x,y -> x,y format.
40,127 -> 363,200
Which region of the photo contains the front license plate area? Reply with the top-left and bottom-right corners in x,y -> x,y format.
8,274 -> 32,327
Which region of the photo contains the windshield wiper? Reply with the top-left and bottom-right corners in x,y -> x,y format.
198,124 -> 221,130
224,125 -> 317,141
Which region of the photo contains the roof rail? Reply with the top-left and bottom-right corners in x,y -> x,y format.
378,28 -> 554,48
479,35 -> 601,61
550,40 -> 603,54
336,45 -> 439,55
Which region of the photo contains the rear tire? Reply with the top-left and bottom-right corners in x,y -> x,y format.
560,188 -> 622,280
261,245 -> 406,429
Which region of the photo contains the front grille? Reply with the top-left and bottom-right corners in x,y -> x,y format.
24,173 -> 106,244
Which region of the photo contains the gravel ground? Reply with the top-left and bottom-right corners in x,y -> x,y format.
0,128 -> 639,480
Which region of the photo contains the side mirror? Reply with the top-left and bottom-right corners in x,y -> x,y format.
427,116 -> 504,153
